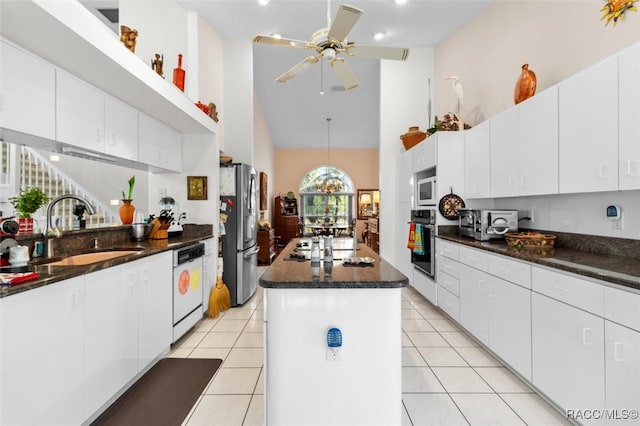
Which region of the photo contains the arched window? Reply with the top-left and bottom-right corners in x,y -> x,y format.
298,166 -> 355,236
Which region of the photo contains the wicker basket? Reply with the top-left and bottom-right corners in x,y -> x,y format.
505,232 -> 556,249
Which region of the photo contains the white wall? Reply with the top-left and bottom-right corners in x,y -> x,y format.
380,48 -> 435,267
222,38 -> 254,165
253,95 -> 275,220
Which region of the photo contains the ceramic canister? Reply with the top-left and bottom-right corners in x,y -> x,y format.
9,245 -> 29,265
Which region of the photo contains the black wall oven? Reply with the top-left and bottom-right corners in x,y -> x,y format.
410,209 -> 436,279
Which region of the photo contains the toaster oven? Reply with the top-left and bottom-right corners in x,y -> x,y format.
459,209 -> 518,241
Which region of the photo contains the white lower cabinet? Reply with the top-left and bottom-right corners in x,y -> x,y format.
459,263 -> 490,345
411,267 -> 437,305
0,276 -> 85,426
84,262 -> 140,419
1,252 -> 173,425
138,252 -> 173,371
605,321 -> 640,425
532,292 -> 606,424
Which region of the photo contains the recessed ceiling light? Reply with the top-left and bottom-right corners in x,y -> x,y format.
258,0 -> 270,5
395,0 -> 408,4
373,32 -> 385,40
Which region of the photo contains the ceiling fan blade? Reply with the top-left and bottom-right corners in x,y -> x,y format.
253,34 -> 315,49
330,58 -> 359,90
328,4 -> 363,42
346,44 -> 410,61
275,55 -> 320,83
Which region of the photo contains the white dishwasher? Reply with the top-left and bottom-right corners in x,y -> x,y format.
172,243 -> 205,343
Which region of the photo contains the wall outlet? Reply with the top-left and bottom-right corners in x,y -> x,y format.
327,347 -> 342,362
611,213 -> 624,230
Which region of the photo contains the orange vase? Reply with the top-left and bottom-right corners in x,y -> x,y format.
514,63 -> 537,104
119,199 -> 135,225
173,54 -> 185,92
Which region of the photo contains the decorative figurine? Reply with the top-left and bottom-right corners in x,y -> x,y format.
600,0 -> 638,26
151,53 -> 164,78
120,25 -> 138,53
208,102 -> 219,122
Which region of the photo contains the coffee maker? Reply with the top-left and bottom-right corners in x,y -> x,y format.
0,217 -> 20,267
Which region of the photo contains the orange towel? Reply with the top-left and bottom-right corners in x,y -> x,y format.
407,222 -> 416,250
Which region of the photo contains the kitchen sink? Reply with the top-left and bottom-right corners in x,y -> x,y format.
43,250 -> 142,266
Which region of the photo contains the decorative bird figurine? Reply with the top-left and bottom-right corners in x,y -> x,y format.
445,75 -> 464,116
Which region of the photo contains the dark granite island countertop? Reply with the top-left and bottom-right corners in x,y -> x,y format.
259,238 -> 408,289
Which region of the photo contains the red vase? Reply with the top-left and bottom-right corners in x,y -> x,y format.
173,54 -> 185,92
119,200 -> 135,225
514,63 -> 537,104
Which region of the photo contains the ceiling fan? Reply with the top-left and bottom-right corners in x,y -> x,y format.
252,1 -> 410,90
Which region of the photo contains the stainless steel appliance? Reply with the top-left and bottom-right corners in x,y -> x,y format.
416,176 -> 437,206
410,209 -> 436,278
458,209 -> 518,241
172,242 -> 205,342
220,163 -> 259,306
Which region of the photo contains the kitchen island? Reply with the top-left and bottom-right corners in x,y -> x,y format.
259,238 -> 408,426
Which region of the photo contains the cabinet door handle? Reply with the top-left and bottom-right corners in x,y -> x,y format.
489,285 -> 496,298
628,159 -> 638,176
614,341 -> 625,361
69,291 -> 81,310
141,267 -> 150,282
520,175 -> 528,188
552,284 -> 570,293
478,279 -> 487,291
598,164 -> 608,179
582,328 -> 593,345
508,176 -> 517,189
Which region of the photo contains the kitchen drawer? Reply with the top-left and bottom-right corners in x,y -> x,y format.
438,287 -> 460,322
487,252 -> 532,289
605,286 -> 640,332
532,266 -> 604,316
438,240 -> 460,261
438,256 -> 460,279
438,270 -> 460,296
459,246 -> 489,272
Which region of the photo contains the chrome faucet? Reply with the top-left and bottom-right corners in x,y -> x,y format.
44,194 -> 97,257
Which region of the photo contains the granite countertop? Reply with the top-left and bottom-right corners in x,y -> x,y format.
259,238 -> 408,289
437,233 -> 640,291
0,225 -> 214,299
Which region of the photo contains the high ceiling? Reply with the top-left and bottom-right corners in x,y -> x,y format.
90,0 -> 493,149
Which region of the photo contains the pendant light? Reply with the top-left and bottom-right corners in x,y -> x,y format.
315,117 -> 344,194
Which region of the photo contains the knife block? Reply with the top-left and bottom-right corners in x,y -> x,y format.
148,218 -> 170,239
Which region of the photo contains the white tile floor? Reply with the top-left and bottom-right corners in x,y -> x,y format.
168,267 -> 572,425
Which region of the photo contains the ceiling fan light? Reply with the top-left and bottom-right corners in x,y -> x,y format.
272,33 -> 282,39
323,48 -> 336,60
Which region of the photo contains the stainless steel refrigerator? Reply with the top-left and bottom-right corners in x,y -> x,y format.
220,163 -> 259,306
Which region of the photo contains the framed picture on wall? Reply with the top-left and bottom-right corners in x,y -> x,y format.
260,172 -> 268,210
357,188 -> 378,220
187,176 -> 208,200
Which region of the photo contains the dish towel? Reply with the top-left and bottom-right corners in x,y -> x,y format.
413,224 -> 425,255
407,222 -> 416,250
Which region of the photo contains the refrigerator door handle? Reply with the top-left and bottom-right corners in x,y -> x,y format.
243,246 -> 260,258
248,173 -> 255,211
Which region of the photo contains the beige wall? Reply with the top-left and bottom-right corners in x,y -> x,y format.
434,0 -> 640,126
274,148 -> 379,238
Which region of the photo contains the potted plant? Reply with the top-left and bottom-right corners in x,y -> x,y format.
120,175 -> 136,224
9,187 -> 50,233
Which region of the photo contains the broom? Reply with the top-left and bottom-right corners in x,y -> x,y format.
208,257 -> 231,318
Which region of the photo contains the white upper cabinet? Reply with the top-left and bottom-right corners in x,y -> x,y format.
618,43 -> 640,190
490,107 -> 519,197
518,86 -> 559,196
56,69 -> 105,153
411,136 -> 436,173
0,40 -> 55,140
138,112 -> 182,172
105,95 -> 138,161
464,121 -> 491,199
559,55 -> 619,194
